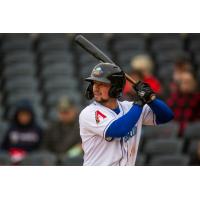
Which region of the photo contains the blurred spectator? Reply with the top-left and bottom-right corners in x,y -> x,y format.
123,54 -> 162,100
170,56 -> 193,93
42,96 -> 82,163
1,99 -> 43,163
167,71 -> 200,136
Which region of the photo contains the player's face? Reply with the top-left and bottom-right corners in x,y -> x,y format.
93,81 -> 111,102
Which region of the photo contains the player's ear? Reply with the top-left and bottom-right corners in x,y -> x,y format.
85,83 -> 94,100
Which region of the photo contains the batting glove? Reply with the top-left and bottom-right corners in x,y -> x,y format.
133,81 -> 156,104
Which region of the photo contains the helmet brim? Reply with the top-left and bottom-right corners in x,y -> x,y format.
85,76 -> 111,84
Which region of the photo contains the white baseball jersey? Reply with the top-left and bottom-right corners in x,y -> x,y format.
79,100 -> 156,166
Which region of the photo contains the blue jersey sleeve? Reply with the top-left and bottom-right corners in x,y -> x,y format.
105,104 -> 143,138
148,99 -> 174,124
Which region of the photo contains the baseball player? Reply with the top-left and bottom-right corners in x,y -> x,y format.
79,63 -> 174,166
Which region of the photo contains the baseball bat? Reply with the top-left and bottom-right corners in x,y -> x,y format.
74,34 -> 138,85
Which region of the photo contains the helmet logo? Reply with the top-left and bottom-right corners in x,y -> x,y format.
92,66 -> 104,77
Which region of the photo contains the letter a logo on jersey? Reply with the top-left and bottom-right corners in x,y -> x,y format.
95,110 -> 107,124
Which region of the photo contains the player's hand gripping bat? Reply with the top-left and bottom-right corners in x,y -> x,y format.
74,34 -> 156,101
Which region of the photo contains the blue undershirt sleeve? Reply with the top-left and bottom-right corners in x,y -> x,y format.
105,104 -> 143,138
148,99 -> 174,124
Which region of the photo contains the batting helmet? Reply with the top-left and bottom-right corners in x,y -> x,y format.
85,63 -> 126,99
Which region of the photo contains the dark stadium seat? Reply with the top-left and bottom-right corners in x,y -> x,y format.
47,108 -> 58,121
184,122 -> 200,141
6,91 -> 41,106
3,51 -> 35,65
39,51 -> 73,65
144,138 -> 183,156
188,40 -> 200,53
78,53 -> 101,66
142,122 -> 179,141
155,50 -> 190,66
151,38 -> 183,53
37,40 -> 70,53
4,77 -> 38,92
38,33 -> 68,40
187,140 -> 199,156
0,121 -> 8,144
1,38 -> 33,52
135,154 -> 146,166
0,152 -> 12,166
3,63 -> 36,77
149,155 -> 190,166
43,77 -> 79,92
0,120 -> 8,131
41,62 -> 75,78
21,151 -> 57,166
61,155 -> 83,166
112,39 -> 146,53
193,52 -> 200,66
0,106 -> 5,119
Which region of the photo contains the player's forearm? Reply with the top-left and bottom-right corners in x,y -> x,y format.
105,104 -> 143,138
148,99 -> 174,124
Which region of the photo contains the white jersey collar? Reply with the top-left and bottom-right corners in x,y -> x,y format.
92,100 -> 123,116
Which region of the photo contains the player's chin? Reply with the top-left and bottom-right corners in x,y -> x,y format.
94,96 -> 109,103
94,96 -> 101,102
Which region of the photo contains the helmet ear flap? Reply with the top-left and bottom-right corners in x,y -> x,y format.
85,82 -> 94,100
109,86 -> 122,98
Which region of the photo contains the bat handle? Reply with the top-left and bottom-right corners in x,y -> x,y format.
125,73 -> 156,102
125,73 -> 138,85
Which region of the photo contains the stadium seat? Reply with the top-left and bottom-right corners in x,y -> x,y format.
40,52 -> 73,65
3,63 -> 36,77
0,121 -> 9,144
144,138 -> 183,156
6,91 -> 41,106
187,140 -> 199,156
61,155 -> 83,166
151,39 -> 183,53
188,40 -> 200,53
21,151 -> 57,166
47,108 -> 58,121
78,53 -> 100,66
0,152 -> 12,166
135,154 -> 146,166
0,106 -> 5,119
112,39 -> 146,53
1,38 -> 33,52
3,51 -> 35,65
43,77 -> 79,92
155,50 -> 189,66
157,63 -> 174,82
4,77 -> 38,92
42,62 -> 75,78
37,40 -> 70,53
142,122 -> 179,141
149,155 -> 190,166
0,121 -> 9,137
184,122 -> 200,141
38,33 -> 68,40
